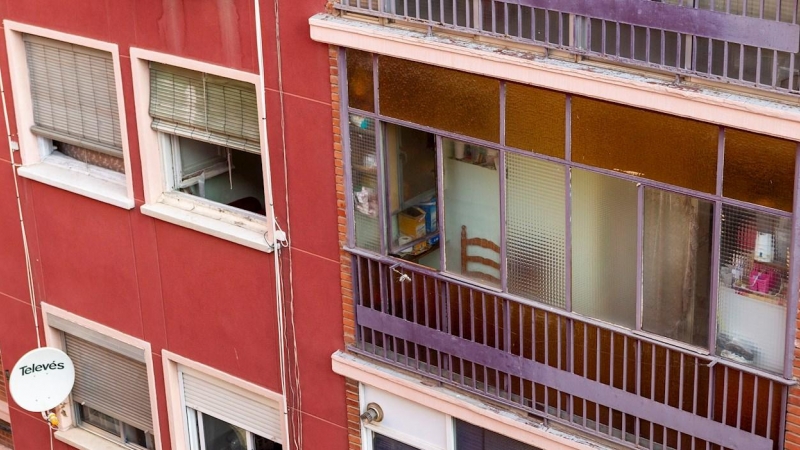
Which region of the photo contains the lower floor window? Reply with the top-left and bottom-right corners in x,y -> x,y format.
77,404 -> 155,449
372,433 -> 420,450
187,409 -> 281,450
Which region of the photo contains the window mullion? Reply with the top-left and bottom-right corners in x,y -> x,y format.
708,200 -> 723,354
499,149 -> 508,292
783,142 -> 800,378
340,48 -> 356,248
499,82 -> 508,291
377,122 -> 389,256
564,94 -> 573,313
708,127 -> 724,354
636,183 -> 644,331
436,135 -> 447,272
197,411 -> 207,450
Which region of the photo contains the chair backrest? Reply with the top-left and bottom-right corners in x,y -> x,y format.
460,225 -> 501,285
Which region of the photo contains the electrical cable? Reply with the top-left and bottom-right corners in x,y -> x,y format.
271,0 -> 303,447
0,42 -> 54,450
0,53 -> 40,349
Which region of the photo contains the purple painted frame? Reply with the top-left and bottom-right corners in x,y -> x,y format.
521,0 -> 800,53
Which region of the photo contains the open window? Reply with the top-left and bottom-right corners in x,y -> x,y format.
149,63 -> 266,216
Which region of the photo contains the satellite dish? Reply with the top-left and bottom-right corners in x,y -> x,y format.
9,347 -> 75,412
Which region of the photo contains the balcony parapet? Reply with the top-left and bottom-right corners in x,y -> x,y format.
348,248 -> 794,450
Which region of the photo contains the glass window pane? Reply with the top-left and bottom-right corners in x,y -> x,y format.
174,137 -> 265,215
253,434 -> 282,450
456,418 -> 543,450
506,153 -> 566,308
385,123 -> 441,268
642,188 -> 713,347
443,138 -> 501,286
571,97 -> 719,193
717,205 -> 789,373
378,56 -> 501,143
123,424 -> 155,450
723,128 -> 795,212
202,413 -> 247,450
505,82 -> 566,158
571,169 -> 638,328
350,114 -> 381,252
374,433 -> 421,450
80,404 -> 121,436
346,49 -> 374,112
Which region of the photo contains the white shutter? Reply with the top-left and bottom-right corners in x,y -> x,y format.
65,334 -> 153,433
23,34 -> 123,157
149,63 -> 261,154
181,369 -> 282,444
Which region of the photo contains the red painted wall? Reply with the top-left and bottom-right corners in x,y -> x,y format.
0,0 -> 346,448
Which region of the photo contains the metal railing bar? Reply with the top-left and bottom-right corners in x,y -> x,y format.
348,249 -> 797,385
337,1 -> 800,94
354,309 -> 777,449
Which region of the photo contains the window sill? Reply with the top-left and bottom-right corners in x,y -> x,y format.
54,427 -> 129,450
16,155 -> 133,210
141,200 -> 274,253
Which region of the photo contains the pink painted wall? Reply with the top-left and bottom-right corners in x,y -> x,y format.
0,0 -> 346,448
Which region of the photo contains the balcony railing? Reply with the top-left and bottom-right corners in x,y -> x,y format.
350,249 -> 794,450
336,0 -> 800,95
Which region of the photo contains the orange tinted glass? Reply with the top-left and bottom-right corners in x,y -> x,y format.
378,56 -> 500,143
724,129 -> 795,212
346,49 -> 374,112
571,97 -> 718,193
505,82 -> 566,158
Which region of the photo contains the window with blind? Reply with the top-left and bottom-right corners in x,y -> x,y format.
23,34 -> 125,173
47,313 -> 154,449
149,62 -> 265,216
180,369 -> 282,450
454,419 -> 543,450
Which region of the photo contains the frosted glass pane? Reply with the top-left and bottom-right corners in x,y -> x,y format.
443,138 -> 501,286
505,82 -> 566,158
723,129 -> 795,212
571,170 -> 638,328
346,49 -> 374,112
717,205 -> 789,373
506,153 -> 566,308
571,97 -> 718,193
350,114 -> 380,252
642,189 -> 713,347
378,56 -> 500,143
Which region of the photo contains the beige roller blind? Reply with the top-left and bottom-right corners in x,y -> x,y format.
23,34 -> 123,158
65,334 -> 153,433
181,370 -> 282,444
149,62 -> 260,154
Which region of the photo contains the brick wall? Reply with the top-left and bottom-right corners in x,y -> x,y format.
0,420 -> 12,449
331,44 -> 361,450
0,354 -> 11,449
0,354 -> 6,404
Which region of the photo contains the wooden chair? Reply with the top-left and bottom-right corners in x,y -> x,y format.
460,225 -> 501,285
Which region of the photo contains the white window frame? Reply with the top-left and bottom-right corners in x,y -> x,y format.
161,350 -> 288,450
129,48 -> 276,253
334,352 -> 595,450
3,21 -> 135,210
41,303 -> 162,450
